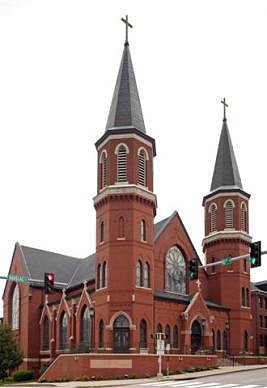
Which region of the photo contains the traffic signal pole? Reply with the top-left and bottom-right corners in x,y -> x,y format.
200,250 -> 267,269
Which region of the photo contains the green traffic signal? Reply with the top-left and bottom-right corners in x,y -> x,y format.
188,259 -> 198,280
250,241 -> 261,268
223,257 -> 232,265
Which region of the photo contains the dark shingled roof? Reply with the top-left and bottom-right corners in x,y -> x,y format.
105,43 -> 146,133
210,119 -> 243,191
252,281 -> 267,293
20,245 -> 95,289
154,213 -> 175,241
154,290 -> 230,311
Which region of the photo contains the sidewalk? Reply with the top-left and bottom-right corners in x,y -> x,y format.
3,364 -> 266,388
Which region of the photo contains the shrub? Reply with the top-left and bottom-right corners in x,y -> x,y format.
175,369 -> 183,374
12,370 -> 34,382
186,366 -> 195,373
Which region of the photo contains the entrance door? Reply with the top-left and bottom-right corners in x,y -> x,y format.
113,315 -> 130,353
191,320 -> 202,354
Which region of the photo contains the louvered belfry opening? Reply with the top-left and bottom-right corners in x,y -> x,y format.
138,149 -> 146,186
117,145 -> 127,182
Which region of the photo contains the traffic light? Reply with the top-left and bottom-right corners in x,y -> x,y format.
44,272 -> 55,294
188,258 -> 198,280
250,241 -> 261,268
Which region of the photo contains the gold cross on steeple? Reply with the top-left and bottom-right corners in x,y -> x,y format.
121,15 -> 133,45
221,97 -> 228,121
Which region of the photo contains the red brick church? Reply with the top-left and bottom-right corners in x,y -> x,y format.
2,19 -> 267,377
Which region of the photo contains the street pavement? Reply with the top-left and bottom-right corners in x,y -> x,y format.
1,364 -> 266,388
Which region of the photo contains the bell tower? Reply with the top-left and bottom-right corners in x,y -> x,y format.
93,17 -> 156,352
202,100 -> 253,354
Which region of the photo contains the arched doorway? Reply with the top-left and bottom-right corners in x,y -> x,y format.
191,320 -> 202,354
113,315 -> 130,353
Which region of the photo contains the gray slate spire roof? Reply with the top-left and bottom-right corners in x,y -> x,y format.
105,43 -> 146,133
210,119 -> 243,191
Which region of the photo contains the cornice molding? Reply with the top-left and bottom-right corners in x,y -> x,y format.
202,230 -> 252,247
93,184 -> 157,208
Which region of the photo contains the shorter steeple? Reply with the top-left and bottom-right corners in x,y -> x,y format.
105,16 -> 146,134
210,100 -> 243,192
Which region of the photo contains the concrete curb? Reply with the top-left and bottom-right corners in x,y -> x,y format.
2,364 -> 267,388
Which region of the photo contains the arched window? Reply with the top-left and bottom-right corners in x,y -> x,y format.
243,258 -> 247,273
81,306 -> 90,346
259,335 -> 264,347
246,288 -> 250,307
60,312 -> 68,350
241,202 -> 248,232
97,263 -> 101,289
223,330 -> 228,352
143,262 -> 150,288
114,315 -> 130,328
216,330 -> 221,350
100,221 -> 104,243
136,260 -> 142,287
165,246 -> 186,294
99,319 -> 104,348
43,316 -> 49,350
211,257 -> 216,274
241,287 -> 245,306
99,151 -> 107,189
224,200 -> 234,229
141,219 -> 146,242
118,216 -> 125,238
139,319 -> 147,348
244,330 -> 248,351
212,329 -> 215,351
102,261 -> 107,288
165,324 -> 171,345
157,323 -> 163,334
12,284 -> 19,330
138,149 -> 147,186
173,325 -> 179,349
209,203 -> 217,233
117,145 -> 127,182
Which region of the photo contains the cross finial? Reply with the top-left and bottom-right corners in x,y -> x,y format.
221,97 -> 228,121
121,15 -> 133,46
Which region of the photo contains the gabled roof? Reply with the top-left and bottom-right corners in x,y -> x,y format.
105,43 -> 146,133
153,211 -> 203,267
20,245 -> 95,289
154,213 -> 175,241
252,280 -> 267,293
210,119 -> 243,192
154,290 -> 230,311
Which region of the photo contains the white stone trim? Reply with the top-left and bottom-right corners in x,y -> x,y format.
114,143 -> 130,155
137,146 -> 149,160
204,190 -> 249,205
223,199 -> 235,208
93,184 -> 157,207
99,149 -> 107,162
97,133 -> 153,150
23,358 -> 39,362
202,230 -> 252,246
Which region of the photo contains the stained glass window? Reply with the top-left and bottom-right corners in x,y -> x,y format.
12,284 -> 19,330
165,246 -> 186,294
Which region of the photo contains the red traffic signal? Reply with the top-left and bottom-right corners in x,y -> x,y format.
44,272 -> 55,294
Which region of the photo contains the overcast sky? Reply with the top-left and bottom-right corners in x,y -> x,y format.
1,0 -> 267,316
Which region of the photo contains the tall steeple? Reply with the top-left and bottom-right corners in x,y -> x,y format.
210,99 -> 243,192
105,17 -> 146,133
